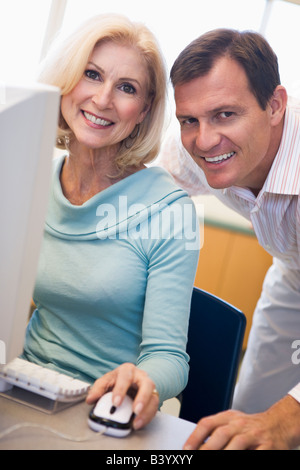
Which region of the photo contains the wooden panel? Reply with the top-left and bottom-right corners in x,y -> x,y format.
194,225 -> 233,294
194,224 -> 272,349
219,231 -> 272,347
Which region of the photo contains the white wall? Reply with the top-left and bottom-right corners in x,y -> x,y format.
1,0 -> 299,98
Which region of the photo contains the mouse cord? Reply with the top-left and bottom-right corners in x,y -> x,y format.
0,422 -> 107,442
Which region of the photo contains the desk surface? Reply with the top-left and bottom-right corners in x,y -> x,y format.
0,395 -> 196,450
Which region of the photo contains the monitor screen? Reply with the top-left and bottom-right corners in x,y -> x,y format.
0,83 -> 60,368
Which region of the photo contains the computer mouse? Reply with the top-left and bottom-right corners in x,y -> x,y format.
88,391 -> 135,437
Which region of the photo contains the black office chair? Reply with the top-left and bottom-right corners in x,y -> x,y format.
178,287 -> 246,423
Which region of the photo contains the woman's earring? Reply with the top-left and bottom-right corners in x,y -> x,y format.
129,124 -> 140,140
124,124 -> 140,149
57,135 -> 70,148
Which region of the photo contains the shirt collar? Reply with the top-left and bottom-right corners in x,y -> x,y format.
263,105 -> 300,195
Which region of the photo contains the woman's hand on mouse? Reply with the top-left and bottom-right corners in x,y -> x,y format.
86,362 -> 160,430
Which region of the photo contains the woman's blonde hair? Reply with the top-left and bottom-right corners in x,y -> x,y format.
39,14 -> 167,171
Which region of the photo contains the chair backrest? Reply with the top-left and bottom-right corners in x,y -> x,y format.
179,287 -> 246,423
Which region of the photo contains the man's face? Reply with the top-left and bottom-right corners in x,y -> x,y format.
175,56 -> 281,194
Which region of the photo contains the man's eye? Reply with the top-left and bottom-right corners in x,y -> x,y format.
84,69 -> 100,81
180,117 -> 198,126
219,111 -> 234,119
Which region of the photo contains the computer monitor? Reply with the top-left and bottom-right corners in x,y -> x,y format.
0,83 -> 60,371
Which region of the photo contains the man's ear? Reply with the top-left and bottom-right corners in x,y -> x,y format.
269,85 -> 288,126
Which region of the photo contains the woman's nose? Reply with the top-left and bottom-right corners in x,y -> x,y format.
92,84 -> 114,109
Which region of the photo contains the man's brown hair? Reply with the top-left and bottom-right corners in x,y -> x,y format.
170,29 -> 281,110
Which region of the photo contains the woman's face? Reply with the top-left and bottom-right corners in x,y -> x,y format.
61,41 -> 150,153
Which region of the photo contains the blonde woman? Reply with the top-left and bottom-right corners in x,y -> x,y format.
23,14 -> 199,430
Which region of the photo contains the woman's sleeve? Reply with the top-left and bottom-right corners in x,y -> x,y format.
136,196 -> 200,403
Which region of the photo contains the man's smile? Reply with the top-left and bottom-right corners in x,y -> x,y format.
203,151 -> 235,163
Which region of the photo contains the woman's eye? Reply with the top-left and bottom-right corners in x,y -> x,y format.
120,83 -> 136,94
84,69 -> 100,81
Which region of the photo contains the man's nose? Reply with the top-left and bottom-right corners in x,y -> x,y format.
195,123 -> 221,152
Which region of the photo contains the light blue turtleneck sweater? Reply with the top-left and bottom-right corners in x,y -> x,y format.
23,156 -> 199,403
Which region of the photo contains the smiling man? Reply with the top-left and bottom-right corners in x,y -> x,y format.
157,29 -> 300,450
175,55 -> 285,195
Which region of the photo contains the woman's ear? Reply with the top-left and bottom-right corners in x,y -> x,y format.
269,85 -> 288,126
137,98 -> 152,124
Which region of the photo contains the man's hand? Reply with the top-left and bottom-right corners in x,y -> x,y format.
183,395 -> 300,450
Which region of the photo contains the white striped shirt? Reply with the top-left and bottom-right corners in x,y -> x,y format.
156,99 -> 300,403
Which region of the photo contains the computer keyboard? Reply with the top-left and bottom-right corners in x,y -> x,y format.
0,357 -> 91,402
